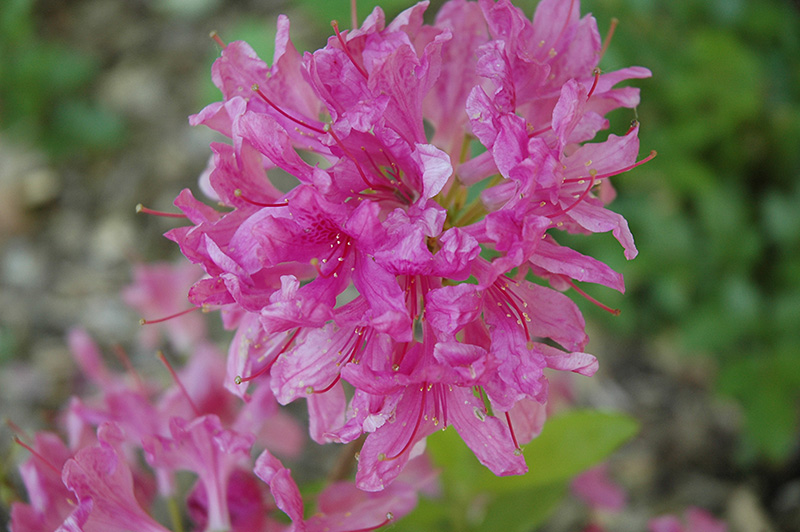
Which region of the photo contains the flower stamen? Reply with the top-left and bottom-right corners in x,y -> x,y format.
233,189 -> 288,208
252,84 -> 326,135
157,350 -> 201,417
600,18 -> 619,60
381,386 -> 428,461
563,149 -> 656,184
504,411 -> 522,453
136,203 -> 187,218
586,68 -> 601,100
331,21 -> 369,79
139,306 -> 201,326
561,276 -> 620,315
235,328 -> 301,385
209,30 -> 226,49
13,436 -> 62,475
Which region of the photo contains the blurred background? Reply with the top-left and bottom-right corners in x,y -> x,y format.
1,0 -> 799,530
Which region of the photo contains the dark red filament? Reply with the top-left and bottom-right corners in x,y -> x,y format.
562,276 -> 620,315
504,411 -> 521,451
252,84 -> 326,135
331,21 -> 369,79
236,328 -> 301,385
586,68 -> 601,100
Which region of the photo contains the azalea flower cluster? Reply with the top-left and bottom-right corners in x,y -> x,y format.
10,0 -> 657,529
174,0 -> 652,492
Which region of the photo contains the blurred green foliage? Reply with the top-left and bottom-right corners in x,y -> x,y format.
0,0 -> 126,157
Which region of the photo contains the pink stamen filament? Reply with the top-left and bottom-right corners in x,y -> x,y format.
311,328 -> 365,394
254,82 -> 413,204
6,419 -> 31,442
586,68 -> 601,100
383,386 -> 428,461
252,85 -> 326,135
331,21 -> 369,79
528,125 -> 553,138
350,0 -> 358,29
313,373 -> 343,395
158,351 -> 201,417
326,127 -> 378,190
139,306 -> 200,325
562,150 -> 657,184
600,18 -> 619,60
493,281 -> 531,341
236,328 -> 301,385
504,411 -> 521,451
233,189 -> 288,208
209,30 -> 226,49
112,344 -> 147,395
549,175 -> 596,218
135,204 -> 187,218
13,437 -> 62,475
561,276 -> 620,315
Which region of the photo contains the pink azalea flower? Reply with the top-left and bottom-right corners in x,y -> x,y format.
174,0 -> 651,490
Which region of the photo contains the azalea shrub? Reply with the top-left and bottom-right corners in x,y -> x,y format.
8,0 -> 689,530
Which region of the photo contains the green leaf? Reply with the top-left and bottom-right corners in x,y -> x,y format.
485,410 -> 639,491
428,409 -> 638,494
